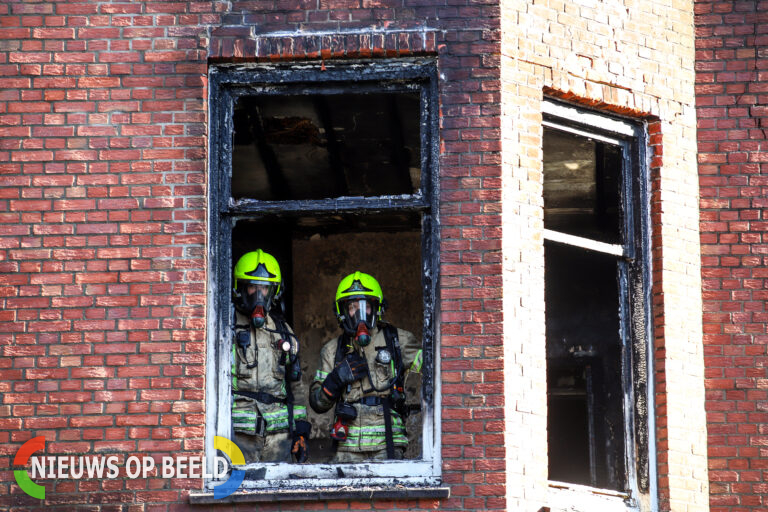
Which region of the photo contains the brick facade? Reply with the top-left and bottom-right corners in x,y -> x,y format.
0,1 -> 212,510
0,1 -> 504,510
0,0 -> 729,510
696,1 -> 768,511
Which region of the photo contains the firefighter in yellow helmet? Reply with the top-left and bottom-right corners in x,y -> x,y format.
309,271 -> 423,462
231,250 -> 309,463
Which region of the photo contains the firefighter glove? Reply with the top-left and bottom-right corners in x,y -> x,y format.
322,353 -> 368,399
291,420 -> 311,463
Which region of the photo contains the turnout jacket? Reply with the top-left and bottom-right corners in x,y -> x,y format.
312,326 -> 422,452
232,311 -> 307,435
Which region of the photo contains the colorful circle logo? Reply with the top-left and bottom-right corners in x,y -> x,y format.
213,435 -> 245,499
14,436 -> 46,499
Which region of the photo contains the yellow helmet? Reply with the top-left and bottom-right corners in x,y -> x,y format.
335,272 -> 384,339
233,250 -> 282,322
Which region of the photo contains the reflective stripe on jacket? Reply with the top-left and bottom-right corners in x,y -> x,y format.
232,404 -> 308,435
338,403 -> 408,450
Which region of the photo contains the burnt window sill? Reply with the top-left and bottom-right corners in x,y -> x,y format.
547,481 -> 636,512
189,485 -> 450,504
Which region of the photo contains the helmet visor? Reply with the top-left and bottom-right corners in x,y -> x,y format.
342,297 -> 377,332
240,281 -> 277,314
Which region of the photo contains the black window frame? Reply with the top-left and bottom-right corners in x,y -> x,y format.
203,59 -> 442,492
542,98 -> 655,510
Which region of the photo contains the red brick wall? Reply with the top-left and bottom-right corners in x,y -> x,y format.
697,1 -> 768,511
0,1 -> 503,511
0,1 -> 213,510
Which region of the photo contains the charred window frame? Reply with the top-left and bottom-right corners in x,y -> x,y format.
203,60 -> 441,494
542,100 -> 654,510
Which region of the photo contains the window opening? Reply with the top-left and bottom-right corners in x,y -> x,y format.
542,100 -> 651,502
545,243 -> 625,489
206,61 -> 440,489
543,128 -> 623,244
232,217 -> 424,463
232,93 -> 421,201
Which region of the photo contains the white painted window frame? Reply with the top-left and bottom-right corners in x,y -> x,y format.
203,60 -> 442,492
542,99 -> 657,512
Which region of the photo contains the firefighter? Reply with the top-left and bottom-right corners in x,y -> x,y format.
309,271 -> 423,462
231,250 -> 310,463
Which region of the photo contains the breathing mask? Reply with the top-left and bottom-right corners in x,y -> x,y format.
239,282 -> 277,329
342,298 -> 377,346
334,272 -> 384,346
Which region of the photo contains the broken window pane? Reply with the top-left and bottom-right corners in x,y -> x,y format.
543,127 -> 623,244
232,93 -> 422,201
545,242 -> 626,491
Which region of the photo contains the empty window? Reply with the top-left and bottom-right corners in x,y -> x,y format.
232,93 -> 421,201
543,100 -> 652,504
205,60 -> 440,492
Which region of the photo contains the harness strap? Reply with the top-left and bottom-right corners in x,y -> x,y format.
383,324 -> 405,385
355,396 -> 384,406
271,310 -> 296,438
284,360 -> 295,438
382,396 -> 395,458
232,389 -> 286,405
